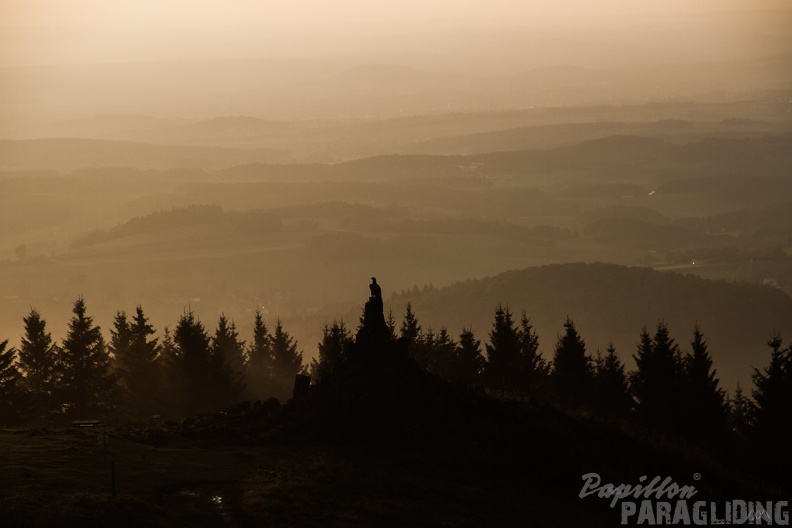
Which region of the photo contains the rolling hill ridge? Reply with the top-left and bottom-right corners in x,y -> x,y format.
384,262 -> 792,392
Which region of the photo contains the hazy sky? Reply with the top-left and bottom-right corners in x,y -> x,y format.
3,0 -> 788,30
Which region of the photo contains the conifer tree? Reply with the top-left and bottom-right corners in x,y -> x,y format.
158,326 -> 177,406
593,343 -> 631,419
401,303 -> 431,368
57,297 -> 115,417
449,327 -> 485,385
18,309 -> 59,417
517,312 -> 550,397
551,318 -> 592,408
130,307 -> 161,400
729,383 -> 754,441
630,322 -> 685,433
681,325 -> 729,442
413,326 -> 437,372
484,304 -> 521,393
385,309 -> 397,340
270,319 -> 303,400
0,340 -> 24,425
750,334 -> 792,450
430,327 -> 457,379
109,311 -> 133,406
310,320 -> 353,384
109,311 -> 133,369
159,326 -> 176,367
399,303 -> 422,345
211,314 -> 246,406
167,309 -> 215,416
112,306 -> 161,419
214,314 -> 246,374
246,308 -> 272,399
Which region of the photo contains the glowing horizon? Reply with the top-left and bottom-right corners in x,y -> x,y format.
2,0 -> 789,30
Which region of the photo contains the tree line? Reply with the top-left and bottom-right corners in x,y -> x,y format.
0,298 -> 789,453
313,302 -> 791,449
0,298 -> 303,423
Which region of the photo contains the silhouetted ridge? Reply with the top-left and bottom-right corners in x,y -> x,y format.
307,280 -> 492,444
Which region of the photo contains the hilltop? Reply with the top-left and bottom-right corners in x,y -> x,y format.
383,262 -> 792,392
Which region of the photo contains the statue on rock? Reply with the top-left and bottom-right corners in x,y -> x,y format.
369,277 -> 382,299
357,276 -> 388,347
367,277 -> 384,316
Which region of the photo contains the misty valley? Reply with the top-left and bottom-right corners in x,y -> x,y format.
2,122 -> 792,391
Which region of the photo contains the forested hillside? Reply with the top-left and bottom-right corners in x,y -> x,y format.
383,263 -> 792,391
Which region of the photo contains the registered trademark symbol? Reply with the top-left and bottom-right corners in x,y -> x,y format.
693,473 -> 701,480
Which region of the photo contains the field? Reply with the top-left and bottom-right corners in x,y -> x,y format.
0,424 -> 615,527
3,379 -> 788,528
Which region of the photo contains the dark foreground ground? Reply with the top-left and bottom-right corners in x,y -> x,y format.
0,423 -> 614,527
2,399 -> 787,528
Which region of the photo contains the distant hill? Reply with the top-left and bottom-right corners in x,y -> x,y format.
385,262 -> 792,392
28,114 -> 181,140
70,204 -> 282,249
6,134 -> 792,188
0,138 -> 290,171
216,134 -> 792,185
338,63 -> 441,86
410,120 -> 701,155
146,115 -> 296,144
19,114 -> 296,146
678,202 -> 792,244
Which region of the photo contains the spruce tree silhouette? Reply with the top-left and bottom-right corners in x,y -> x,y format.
310,320 -> 353,384
129,307 -> 162,414
484,304 -> 521,393
551,317 -> 593,409
399,302 -> 421,346
269,319 -> 304,401
385,308 -> 398,340
18,309 -> 59,419
245,308 -> 273,400
427,327 -> 457,379
214,314 -> 246,374
449,327 -> 485,385
592,343 -> 631,419
412,326 -> 437,372
630,322 -> 685,434
681,325 -> 729,444
729,384 -> 754,441
166,309 -> 215,416
750,334 -> 792,453
484,304 -> 549,396
211,314 -> 247,407
58,298 -> 115,418
109,311 -> 133,371
0,340 -> 23,425
111,307 -> 162,420
517,312 -> 549,398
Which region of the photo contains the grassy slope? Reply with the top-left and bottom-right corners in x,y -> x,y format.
1,396 -> 786,528
0,427 -> 614,528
